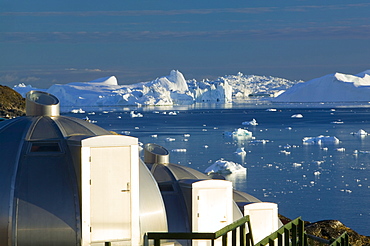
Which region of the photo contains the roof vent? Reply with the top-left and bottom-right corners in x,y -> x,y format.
144,143 -> 169,164
26,91 -> 60,117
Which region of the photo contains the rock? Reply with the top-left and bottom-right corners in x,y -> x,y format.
305,220 -> 370,246
0,85 -> 25,118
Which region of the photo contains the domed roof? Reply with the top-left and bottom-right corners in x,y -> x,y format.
0,92 -> 114,245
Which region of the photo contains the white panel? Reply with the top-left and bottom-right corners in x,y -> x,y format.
243,202 -> 279,244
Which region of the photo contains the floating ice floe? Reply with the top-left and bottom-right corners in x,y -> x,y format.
171,149 -> 186,152
266,108 -> 277,112
336,148 -> 345,152
331,120 -> 344,124
234,147 -> 246,155
165,137 -> 175,142
313,171 -> 321,176
292,163 -> 302,167
224,128 -> 253,138
204,159 -> 246,175
151,134 -> 158,138
302,135 -> 340,145
250,139 -> 269,144
242,118 -> 258,126
183,134 -> 191,137
130,111 -> 143,118
281,150 -> 291,155
71,108 -> 85,113
291,114 -> 303,118
351,129 -> 368,136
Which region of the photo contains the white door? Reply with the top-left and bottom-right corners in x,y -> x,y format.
90,146 -> 131,242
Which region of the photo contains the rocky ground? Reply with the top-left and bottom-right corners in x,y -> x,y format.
0,85 -> 25,118
305,220 -> 370,246
279,215 -> 370,246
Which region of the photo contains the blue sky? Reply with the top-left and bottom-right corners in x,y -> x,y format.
1,0 -> 370,88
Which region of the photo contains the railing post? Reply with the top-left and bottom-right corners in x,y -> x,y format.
232,228 -> 237,246
222,234 -> 228,246
240,223 -> 246,246
284,228 -> 289,246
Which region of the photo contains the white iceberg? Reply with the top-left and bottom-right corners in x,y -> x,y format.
291,114 -> 303,118
130,111 -> 143,118
71,108 -> 85,114
351,129 -> 368,136
242,118 -> 258,126
224,128 -> 253,138
204,159 -> 246,175
274,70 -> 370,102
234,147 -> 247,156
302,135 -> 340,145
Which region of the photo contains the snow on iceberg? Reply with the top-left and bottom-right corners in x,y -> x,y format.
204,159 -> 246,175
302,135 -> 340,145
274,70 -> 370,102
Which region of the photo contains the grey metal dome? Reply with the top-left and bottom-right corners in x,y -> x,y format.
0,91 -> 168,245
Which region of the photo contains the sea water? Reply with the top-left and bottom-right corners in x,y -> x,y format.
64,106 -> 370,236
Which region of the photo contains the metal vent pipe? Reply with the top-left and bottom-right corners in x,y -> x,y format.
26,91 -> 60,117
143,143 -> 169,164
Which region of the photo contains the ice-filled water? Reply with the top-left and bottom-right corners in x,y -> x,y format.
64,106 -> 370,236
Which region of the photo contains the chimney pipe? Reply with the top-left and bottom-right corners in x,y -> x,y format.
26,91 -> 60,117
143,143 -> 169,164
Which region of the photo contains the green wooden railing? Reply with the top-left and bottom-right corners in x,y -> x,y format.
144,215 -> 254,246
144,216 -> 350,246
255,217 -> 305,246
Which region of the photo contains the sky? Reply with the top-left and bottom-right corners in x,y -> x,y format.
1,0 -> 370,88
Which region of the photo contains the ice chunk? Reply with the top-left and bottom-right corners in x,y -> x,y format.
266,108 -> 277,112
302,135 -> 340,145
130,111 -> 143,118
242,118 -> 258,126
171,149 -> 187,152
351,129 -> 368,136
204,159 -> 246,175
291,114 -> 303,118
224,128 -> 253,138
165,137 -> 175,142
234,147 -> 246,155
71,108 -> 85,113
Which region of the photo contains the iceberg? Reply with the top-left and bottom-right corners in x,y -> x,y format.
274,70 -> 370,102
224,128 -> 253,138
234,147 -> 247,156
302,135 -> 340,145
242,118 -> 258,126
204,159 -> 246,175
12,70 -> 299,108
351,129 -> 368,136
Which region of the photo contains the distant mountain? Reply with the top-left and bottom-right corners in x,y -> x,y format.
274,70 -> 370,102
12,70 -> 300,108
